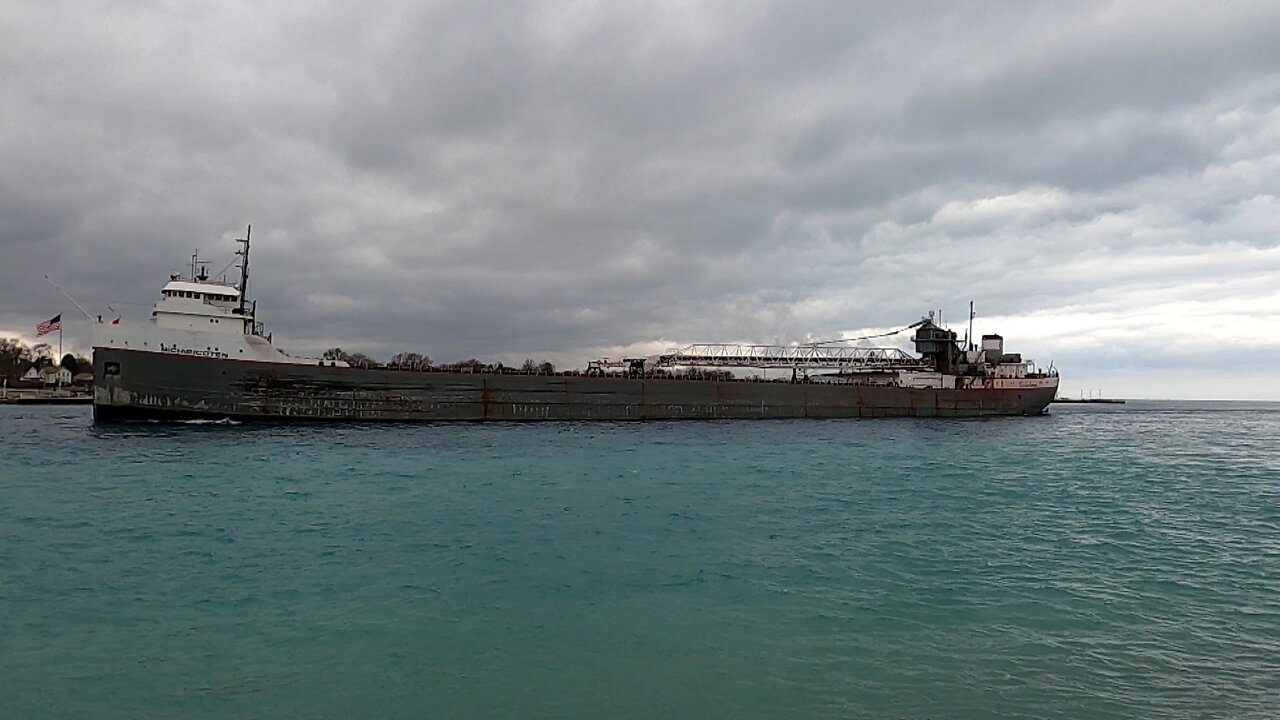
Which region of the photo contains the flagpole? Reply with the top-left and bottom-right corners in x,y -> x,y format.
58,324 -> 63,389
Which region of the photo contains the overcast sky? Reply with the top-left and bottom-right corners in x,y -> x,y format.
3,1 -> 1278,399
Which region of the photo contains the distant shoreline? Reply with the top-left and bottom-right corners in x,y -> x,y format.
0,389 -> 93,405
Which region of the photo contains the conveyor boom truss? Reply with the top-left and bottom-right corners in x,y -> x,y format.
657,344 -> 928,370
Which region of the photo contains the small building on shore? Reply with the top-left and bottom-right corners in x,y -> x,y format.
42,366 -> 72,386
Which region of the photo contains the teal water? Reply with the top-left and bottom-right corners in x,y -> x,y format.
2,402 -> 1278,719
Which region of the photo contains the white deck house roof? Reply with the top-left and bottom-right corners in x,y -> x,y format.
161,281 -> 240,298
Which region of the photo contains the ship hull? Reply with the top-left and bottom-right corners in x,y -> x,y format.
93,348 -> 1057,422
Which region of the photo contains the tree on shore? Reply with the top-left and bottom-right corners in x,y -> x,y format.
322,347 -> 352,363
388,352 -> 431,368
323,347 -> 381,368
31,343 -> 53,368
1,338 -> 34,379
521,358 -> 555,374
437,358 -> 487,372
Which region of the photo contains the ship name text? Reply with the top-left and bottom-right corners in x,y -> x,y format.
159,343 -> 230,359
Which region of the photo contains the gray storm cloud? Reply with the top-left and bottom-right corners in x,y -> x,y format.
2,1 -> 1278,398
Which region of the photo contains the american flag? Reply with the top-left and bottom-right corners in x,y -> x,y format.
36,314 -> 62,337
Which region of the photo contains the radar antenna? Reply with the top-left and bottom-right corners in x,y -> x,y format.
190,251 -> 210,282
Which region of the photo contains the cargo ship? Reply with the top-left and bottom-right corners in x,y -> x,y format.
92,234 -> 1058,421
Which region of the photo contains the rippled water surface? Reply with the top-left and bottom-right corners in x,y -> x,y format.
2,402 -> 1278,718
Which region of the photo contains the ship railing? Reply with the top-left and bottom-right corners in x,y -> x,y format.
1022,360 -> 1058,378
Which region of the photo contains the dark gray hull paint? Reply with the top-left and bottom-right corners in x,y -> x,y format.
93,348 -> 1056,421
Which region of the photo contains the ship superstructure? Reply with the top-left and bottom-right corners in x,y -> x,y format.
96,229 -> 336,367
93,233 -> 1058,421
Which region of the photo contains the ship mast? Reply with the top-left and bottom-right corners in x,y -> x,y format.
967,300 -> 975,351
235,224 -> 252,332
